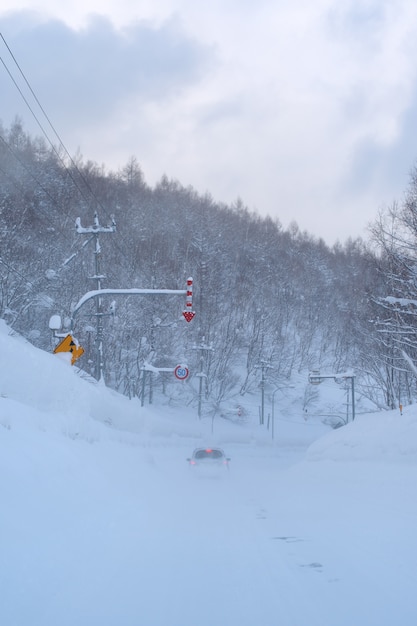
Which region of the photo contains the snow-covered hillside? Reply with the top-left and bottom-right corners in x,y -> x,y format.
1,320 -> 416,626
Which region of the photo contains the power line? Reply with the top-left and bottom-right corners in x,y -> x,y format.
0,134 -> 92,269
0,34 -> 99,211
0,256 -> 57,311
0,135 -> 70,224
1,33 -> 75,167
0,33 -> 139,275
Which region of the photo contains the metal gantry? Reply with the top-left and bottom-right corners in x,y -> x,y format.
308,370 -> 356,422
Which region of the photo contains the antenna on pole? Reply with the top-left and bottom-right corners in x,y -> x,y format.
75,212 -> 116,381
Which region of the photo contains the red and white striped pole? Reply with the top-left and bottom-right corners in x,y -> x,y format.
183,277 -> 195,322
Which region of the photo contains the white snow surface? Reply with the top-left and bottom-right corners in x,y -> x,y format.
0,320 -> 416,625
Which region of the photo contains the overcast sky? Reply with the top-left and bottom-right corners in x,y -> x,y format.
2,1 -> 417,244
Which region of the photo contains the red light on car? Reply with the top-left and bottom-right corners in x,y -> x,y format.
205,448 -> 213,453
190,460 -> 196,465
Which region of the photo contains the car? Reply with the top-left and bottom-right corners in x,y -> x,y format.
186,447 -> 231,470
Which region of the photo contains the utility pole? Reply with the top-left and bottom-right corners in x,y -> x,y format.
75,212 -> 116,382
53,212 -> 194,394
255,360 -> 273,425
192,337 -> 213,418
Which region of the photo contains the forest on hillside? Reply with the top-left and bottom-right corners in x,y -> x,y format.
1,119 -> 417,422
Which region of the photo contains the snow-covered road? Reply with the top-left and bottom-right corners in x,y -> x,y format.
1,319 -> 416,626
2,427 -> 416,626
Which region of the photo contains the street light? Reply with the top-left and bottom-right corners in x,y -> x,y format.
270,385 -> 295,440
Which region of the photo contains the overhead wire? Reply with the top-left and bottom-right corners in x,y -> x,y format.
0,151 -> 80,310
0,256 -> 60,311
0,37 -> 101,302
0,35 -> 96,266
0,135 -> 75,232
0,33 -> 101,213
0,133 -> 93,274
0,32 -> 136,275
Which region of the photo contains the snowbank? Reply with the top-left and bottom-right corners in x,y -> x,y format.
307,409 -> 417,463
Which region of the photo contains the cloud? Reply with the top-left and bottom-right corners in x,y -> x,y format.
0,12 -> 212,130
2,3 -> 417,243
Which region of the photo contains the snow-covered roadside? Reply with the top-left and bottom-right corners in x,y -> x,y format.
1,320 -> 417,625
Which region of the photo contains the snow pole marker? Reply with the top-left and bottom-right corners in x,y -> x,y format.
182,277 -> 195,322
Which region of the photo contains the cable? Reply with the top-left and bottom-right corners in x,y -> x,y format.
0,135 -> 91,269
0,40 -> 98,211
0,33 -> 142,278
0,256 -> 57,310
1,33 -> 77,167
0,136 -> 70,226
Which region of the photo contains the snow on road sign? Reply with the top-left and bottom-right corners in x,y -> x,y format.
53,334 -> 84,365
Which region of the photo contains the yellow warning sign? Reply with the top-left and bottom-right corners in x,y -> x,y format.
53,334 -> 84,365
53,334 -> 73,353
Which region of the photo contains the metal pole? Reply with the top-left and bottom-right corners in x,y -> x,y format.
351,376 -> 355,421
271,387 -> 280,440
198,354 -> 204,419
261,364 -> 265,425
76,212 -> 115,382
255,360 -> 273,426
141,369 -> 146,407
193,337 -> 213,419
94,229 -> 104,382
